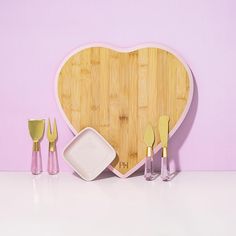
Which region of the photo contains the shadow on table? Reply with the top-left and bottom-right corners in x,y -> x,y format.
72,170 -> 115,181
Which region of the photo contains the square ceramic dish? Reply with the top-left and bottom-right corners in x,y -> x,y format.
63,127 -> 116,181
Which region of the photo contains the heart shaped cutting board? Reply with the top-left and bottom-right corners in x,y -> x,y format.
56,45 -> 193,177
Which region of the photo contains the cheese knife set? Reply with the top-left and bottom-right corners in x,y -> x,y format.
28,119 -> 59,175
28,44 -> 194,181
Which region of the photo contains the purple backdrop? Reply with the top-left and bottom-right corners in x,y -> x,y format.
0,0 -> 235,171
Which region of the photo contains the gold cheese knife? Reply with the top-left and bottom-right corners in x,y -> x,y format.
144,124 -> 155,181
28,119 -> 45,175
159,115 -> 170,181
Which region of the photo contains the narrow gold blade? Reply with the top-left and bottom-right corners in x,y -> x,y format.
158,116 -> 170,148
144,124 -> 155,147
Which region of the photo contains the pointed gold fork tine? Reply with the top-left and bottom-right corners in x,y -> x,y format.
53,118 -> 58,139
47,118 -> 52,139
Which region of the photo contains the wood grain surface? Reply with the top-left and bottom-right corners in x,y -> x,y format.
57,47 -> 191,176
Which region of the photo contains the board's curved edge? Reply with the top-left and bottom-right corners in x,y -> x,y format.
55,42 -> 194,178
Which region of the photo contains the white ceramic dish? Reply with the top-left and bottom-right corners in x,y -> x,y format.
63,127 -> 116,181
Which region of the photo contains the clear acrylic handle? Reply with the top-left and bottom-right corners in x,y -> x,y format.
161,157 -> 170,181
31,150 -> 42,175
144,147 -> 154,181
48,151 -> 59,175
144,156 -> 153,180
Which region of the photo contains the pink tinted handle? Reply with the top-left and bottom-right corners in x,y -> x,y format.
48,151 -> 59,175
31,151 -> 42,175
161,157 -> 170,181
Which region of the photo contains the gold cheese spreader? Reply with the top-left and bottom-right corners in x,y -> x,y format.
28,119 -> 45,175
144,124 -> 155,181
159,115 -> 170,181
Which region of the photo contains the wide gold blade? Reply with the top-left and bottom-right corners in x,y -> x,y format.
144,124 -> 155,147
28,119 -> 45,141
159,116 -> 170,148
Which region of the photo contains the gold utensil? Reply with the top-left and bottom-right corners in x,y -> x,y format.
144,124 -> 155,180
47,118 -> 59,175
28,119 -> 45,175
159,115 -> 170,181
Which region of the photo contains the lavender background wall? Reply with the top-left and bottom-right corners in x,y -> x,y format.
0,0 -> 235,171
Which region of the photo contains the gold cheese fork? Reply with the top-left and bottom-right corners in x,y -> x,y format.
47,118 -> 59,175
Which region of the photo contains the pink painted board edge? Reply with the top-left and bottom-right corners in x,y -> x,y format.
55,43 -> 194,178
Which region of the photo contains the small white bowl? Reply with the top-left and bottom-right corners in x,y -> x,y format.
63,127 -> 116,181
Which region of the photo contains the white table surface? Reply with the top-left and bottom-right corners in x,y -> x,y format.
0,171 -> 235,236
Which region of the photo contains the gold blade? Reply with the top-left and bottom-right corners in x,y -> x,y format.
144,124 -> 155,147
158,116 -> 170,148
28,119 -> 45,141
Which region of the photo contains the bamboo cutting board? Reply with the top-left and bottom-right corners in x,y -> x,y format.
56,45 -> 193,177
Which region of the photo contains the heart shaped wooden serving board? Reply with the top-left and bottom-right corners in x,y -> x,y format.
56,45 -> 193,178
